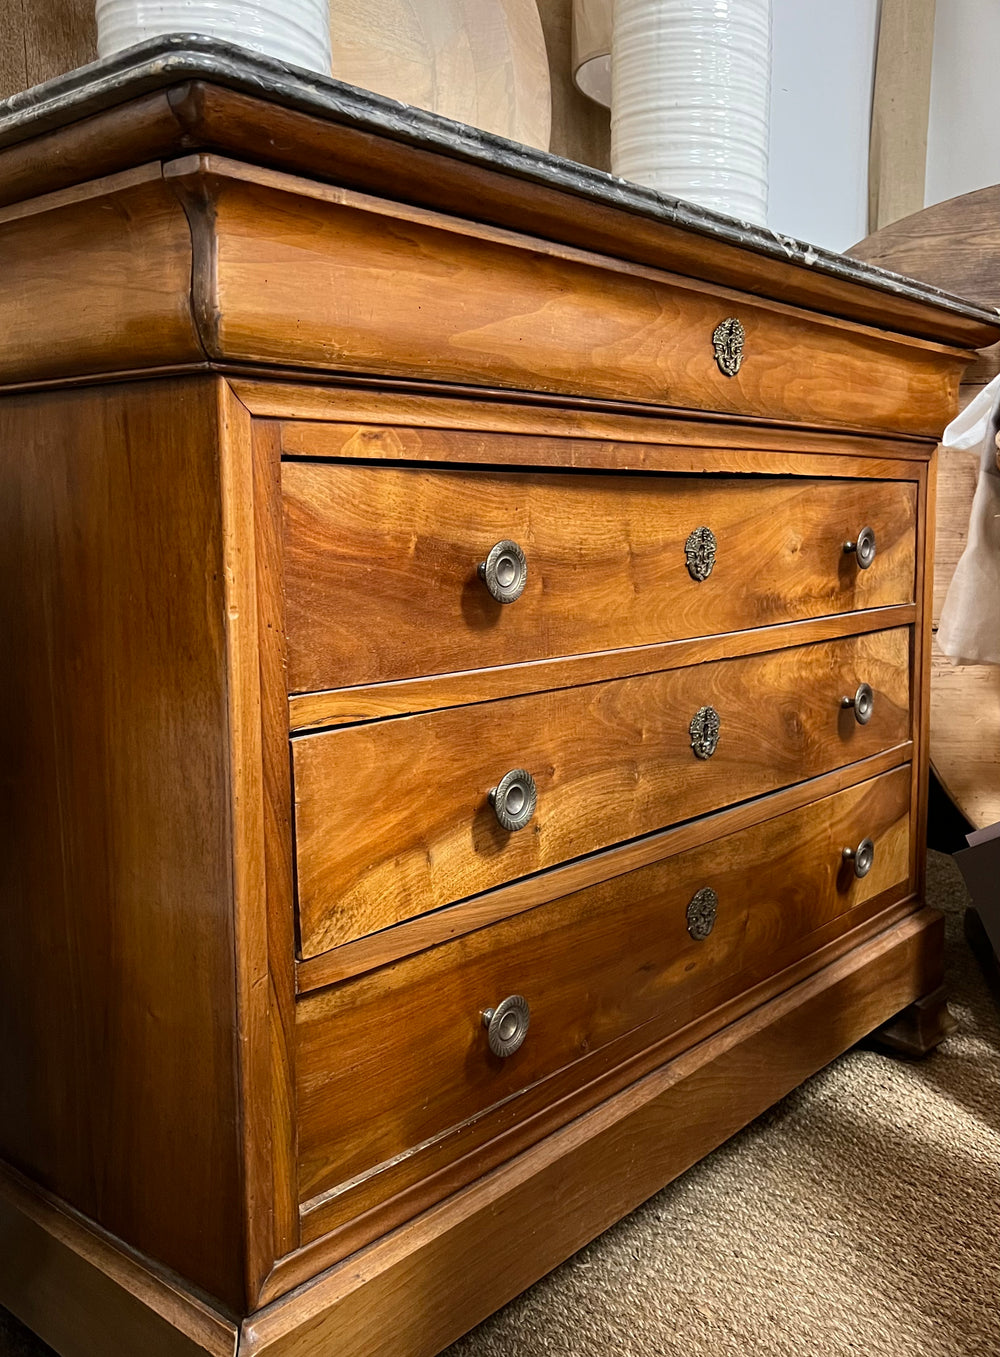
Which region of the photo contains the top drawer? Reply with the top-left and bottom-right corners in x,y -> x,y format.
189,163 -> 967,437
283,466 -> 916,693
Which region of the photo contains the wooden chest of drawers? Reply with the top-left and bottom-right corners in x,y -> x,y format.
1,39 -> 998,1357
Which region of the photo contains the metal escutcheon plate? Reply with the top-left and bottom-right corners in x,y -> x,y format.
712,316 -> 745,377
686,886 -> 718,940
690,705 -> 721,759
685,525 -> 717,581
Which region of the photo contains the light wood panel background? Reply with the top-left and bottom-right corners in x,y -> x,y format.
0,0 -> 611,167
867,0 -> 936,233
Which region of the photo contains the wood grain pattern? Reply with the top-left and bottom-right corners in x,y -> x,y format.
277,412 -> 936,466
0,1164 -> 236,1357
293,628 -> 911,955
328,0 -> 551,152
245,909 -> 945,1357
283,463 -> 917,692
165,155 -> 969,438
217,384 -> 302,1303
244,412 -> 303,1288
294,746 -> 913,990
0,166 -> 203,385
0,0 -> 95,101
0,380 -> 246,1309
296,765 -> 911,1208
0,92 -> 194,213
279,885 -> 916,1290
288,607 -> 918,732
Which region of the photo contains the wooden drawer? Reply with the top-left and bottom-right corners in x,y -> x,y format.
188,161 -> 967,438
283,464 -> 917,693
296,765 -> 912,1211
293,627 -> 911,956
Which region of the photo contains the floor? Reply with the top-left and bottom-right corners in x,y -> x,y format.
3,851 -> 998,1357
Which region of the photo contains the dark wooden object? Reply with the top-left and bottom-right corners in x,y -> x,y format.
0,41 -> 995,1357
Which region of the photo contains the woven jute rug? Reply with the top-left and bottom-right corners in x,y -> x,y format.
3,852 -> 998,1357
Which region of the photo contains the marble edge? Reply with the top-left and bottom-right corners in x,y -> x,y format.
1,33 -> 998,333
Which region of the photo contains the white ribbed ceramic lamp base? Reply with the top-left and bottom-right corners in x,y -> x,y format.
611,0 -> 771,224
96,1 -> 332,74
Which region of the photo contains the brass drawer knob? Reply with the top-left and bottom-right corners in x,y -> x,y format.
489,768 -> 537,832
843,837 -> 875,879
842,682 -> 875,725
478,539 -> 527,604
844,526 -> 877,570
482,995 -> 530,1058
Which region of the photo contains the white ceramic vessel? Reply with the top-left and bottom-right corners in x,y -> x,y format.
95,0 -> 333,75
611,0 -> 771,224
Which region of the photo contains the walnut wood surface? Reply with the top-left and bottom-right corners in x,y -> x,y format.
288,608 -> 917,733
295,765 -> 911,1208
283,885 -> 917,1289
0,167 -> 203,385
0,1165 -> 236,1357
246,909 -> 945,1356
218,387 -> 300,1303
0,380 -> 247,1309
0,54 -> 964,1356
294,748 -> 913,991
277,410 -> 935,465
293,627 -> 911,955
163,155 -> 970,438
0,0 -> 94,102
283,463 -> 917,692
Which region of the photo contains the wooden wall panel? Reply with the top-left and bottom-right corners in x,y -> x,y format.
0,0 -> 95,100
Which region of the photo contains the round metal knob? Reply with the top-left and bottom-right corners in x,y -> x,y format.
478,539 -> 527,604
482,995 -> 530,1058
843,837 -> 875,879
844,526 -> 877,570
489,769 -> 537,832
842,682 -> 875,726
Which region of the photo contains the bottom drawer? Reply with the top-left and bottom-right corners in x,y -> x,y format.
296,765 -> 912,1220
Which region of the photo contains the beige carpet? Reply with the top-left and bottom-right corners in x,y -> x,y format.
2,852 -> 998,1357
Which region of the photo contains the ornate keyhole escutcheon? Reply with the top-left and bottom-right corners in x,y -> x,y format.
712,316 -> 745,377
685,525 -> 717,581
686,886 -> 718,940
689,705 -> 721,760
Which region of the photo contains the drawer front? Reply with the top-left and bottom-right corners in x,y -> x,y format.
293,627 -> 911,956
283,465 -> 917,692
202,167 -> 965,437
296,765 -> 912,1207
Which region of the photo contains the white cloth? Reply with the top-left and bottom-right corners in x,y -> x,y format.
938,374 -> 1000,666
